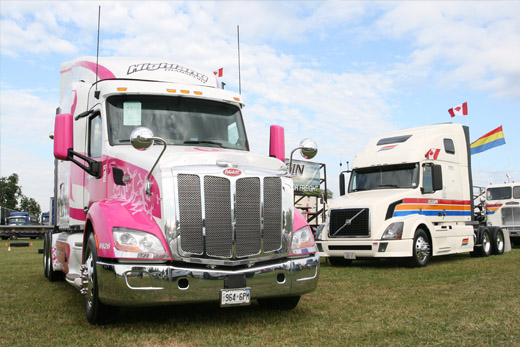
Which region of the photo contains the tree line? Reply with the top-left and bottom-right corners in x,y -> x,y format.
0,173 -> 41,217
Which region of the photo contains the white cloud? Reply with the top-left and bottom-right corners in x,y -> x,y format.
374,2 -> 520,100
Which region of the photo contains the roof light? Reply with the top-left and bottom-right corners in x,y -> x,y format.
117,87 -> 127,92
194,91 -> 203,95
167,89 -> 176,93
233,97 -> 241,102
180,90 -> 190,94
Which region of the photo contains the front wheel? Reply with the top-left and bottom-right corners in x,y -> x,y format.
44,230 -> 62,282
84,233 -> 117,325
408,229 -> 431,267
258,296 -> 301,310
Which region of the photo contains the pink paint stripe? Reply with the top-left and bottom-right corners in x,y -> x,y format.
69,207 -> 86,221
61,61 -> 116,80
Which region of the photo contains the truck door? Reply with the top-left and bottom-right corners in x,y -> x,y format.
83,109 -> 106,210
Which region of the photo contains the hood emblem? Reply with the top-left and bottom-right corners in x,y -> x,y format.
223,168 -> 242,176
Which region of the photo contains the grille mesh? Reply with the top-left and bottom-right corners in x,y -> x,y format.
178,174 -> 203,254
263,177 -> 282,252
204,176 -> 233,257
177,174 -> 282,258
502,207 -> 520,226
235,178 -> 261,257
329,208 -> 370,237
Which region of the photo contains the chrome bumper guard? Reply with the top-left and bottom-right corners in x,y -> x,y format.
96,255 -> 319,307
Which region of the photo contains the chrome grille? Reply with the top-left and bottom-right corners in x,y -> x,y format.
235,178 -> 261,257
178,174 -> 203,254
329,208 -> 370,237
502,206 -> 520,227
204,176 -> 232,257
263,177 -> 282,252
177,174 -> 282,259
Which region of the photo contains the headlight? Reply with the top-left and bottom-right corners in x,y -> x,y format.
290,225 -> 317,256
112,228 -> 169,259
381,222 -> 403,240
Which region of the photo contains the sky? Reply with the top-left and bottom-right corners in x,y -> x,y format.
1,1 -> 519,212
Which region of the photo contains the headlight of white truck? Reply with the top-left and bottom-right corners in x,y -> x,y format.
381,222 -> 404,240
112,228 -> 169,259
290,225 -> 317,256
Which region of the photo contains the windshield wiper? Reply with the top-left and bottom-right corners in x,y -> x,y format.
183,140 -> 224,147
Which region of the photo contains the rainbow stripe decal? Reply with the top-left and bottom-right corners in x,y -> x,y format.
393,198 -> 472,217
462,238 -> 469,246
378,145 -> 397,152
486,203 -> 502,215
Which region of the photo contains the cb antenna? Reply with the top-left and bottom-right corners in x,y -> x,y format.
95,6 -> 101,91
237,25 -> 242,94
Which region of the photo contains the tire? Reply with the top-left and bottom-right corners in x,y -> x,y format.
84,233 -> 117,325
477,228 -> 492,257
328,257 -> 353,266
44,230 -> 62,282
491,228 -> 505,255
408,229 -> 431,267
258,296 -> 301,310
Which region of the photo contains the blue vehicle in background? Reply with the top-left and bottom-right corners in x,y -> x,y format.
41,212 -> 50,225
1,212 -> 41,240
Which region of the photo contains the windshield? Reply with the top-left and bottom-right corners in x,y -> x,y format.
487,187 -> 512,200
106,95 -> 249,150
8,217 -> 25,225
349,163 -> 419,192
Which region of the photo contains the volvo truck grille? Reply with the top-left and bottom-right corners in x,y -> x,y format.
177,174 -> 282,258
329,208 -> 370,237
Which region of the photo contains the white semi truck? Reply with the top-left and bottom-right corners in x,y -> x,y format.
483,182 -> 520,246
316,123 -> 510,267
46,57 -> 320,324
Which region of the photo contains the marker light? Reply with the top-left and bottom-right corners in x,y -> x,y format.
117,87 -> 127,91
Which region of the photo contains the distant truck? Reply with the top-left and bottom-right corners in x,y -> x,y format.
483,182 -> 520,246
316,123 -> 510,267
45,56 -> 320,324
0,211 -> 41,239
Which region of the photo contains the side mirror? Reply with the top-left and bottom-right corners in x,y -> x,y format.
130,127 -> 154,151
53,113 -> 73,161
339,172 -> 346,196
299,138 -> 317,160
269,125 -> 285,162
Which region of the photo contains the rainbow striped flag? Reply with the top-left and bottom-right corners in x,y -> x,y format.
470,126 -> 506,155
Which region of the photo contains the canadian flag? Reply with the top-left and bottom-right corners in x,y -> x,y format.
448,102 -> 468,117
214,68 -> 223,77
426,148 -> 440,160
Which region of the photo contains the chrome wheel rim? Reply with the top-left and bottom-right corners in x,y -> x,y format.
415,236 -> 430,263
496,232 -> 504,252
483,232 -> 491,254
85,252 -> 94,309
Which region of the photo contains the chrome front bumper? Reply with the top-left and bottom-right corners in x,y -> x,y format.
96,255 -> 319,307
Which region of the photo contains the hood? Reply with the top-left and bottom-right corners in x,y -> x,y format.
108,145 -> 287,176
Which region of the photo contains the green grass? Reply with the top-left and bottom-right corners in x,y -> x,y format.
1,239 -> 519,346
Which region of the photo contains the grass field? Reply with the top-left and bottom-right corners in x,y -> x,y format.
1,239 -> 519,346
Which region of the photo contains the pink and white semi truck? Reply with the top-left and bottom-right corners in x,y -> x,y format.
45,57 -> 319,324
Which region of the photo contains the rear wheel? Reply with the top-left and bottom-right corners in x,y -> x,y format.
44,230 -> 62,282
477,228 -> 492,257
491,228 -> 505,255
328,257 -> 353,266
84,233 -> 117,325
258,296 -> 301,310
10,234 -> 18,240
409,229 -> 431,267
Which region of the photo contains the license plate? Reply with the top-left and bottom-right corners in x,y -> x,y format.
220,288 -> 251,307
344,252 -> 356,260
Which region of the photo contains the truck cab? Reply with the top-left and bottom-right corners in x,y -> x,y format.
485,183 -> 520,245
316,123 -> 509,267
46,57 -> 320,324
